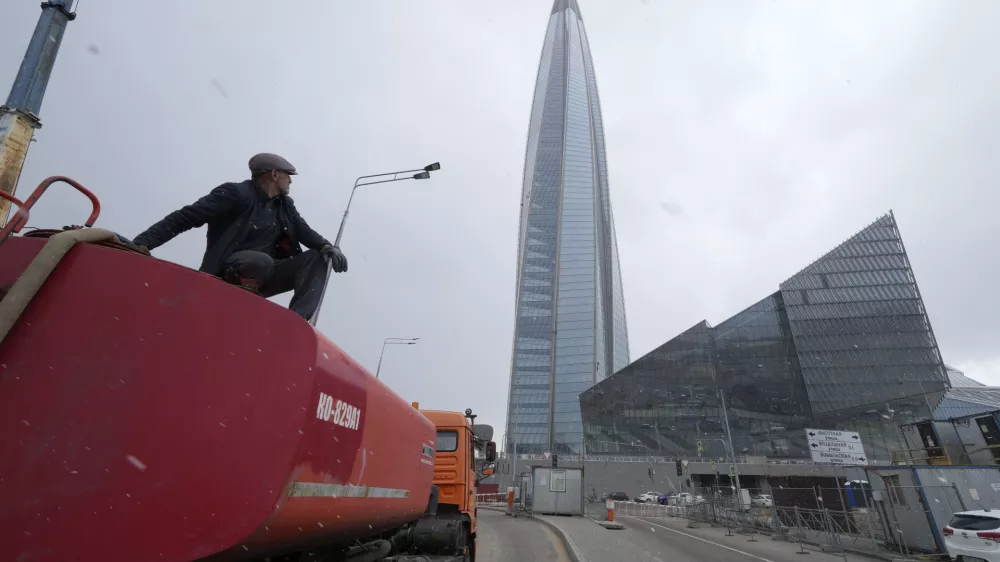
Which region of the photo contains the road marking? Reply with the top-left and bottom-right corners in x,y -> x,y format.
631,517 -> 777,562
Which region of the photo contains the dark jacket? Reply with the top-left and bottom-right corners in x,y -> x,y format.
133,180 -> 330,275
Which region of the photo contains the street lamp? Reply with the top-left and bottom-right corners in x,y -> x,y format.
717,389 -> 745,506
375,337 -> 419,379
309,162 -> 441,326
718,391 -> 739,471
333,162 -> 441,247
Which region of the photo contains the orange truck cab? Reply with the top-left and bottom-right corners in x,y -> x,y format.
414,406 -> 497,562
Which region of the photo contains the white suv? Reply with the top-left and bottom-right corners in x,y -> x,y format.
943,510 -> 1000,561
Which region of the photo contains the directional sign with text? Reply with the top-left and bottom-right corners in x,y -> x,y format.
805,428 -> 867,465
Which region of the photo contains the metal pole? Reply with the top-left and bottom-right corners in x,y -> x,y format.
795,506 -> 810,555
374,337 -> 417,379
309,258 -> 334,327
333,169 -> 426,247
375,339 -> 389,379
314,169 -> 431,327
511,399 -> 518,507
719,389 -> 742,501
1,0 -> 76,224
332,178 -> 361,248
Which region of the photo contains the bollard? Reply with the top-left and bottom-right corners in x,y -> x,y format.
607,498 -> 615,522
505,487 -> 515,517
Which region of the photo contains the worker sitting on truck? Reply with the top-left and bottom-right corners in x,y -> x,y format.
131,153 -> 348,322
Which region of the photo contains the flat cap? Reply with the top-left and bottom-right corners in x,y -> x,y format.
248,153 -> 297,175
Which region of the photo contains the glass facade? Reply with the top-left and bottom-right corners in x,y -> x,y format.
779,213 -> 948,414
507,0 -> 629,456
581,212 -> 950,462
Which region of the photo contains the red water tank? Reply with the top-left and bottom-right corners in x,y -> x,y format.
0,237 -> 437,561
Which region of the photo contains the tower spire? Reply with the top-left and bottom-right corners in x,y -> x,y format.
550,0 -> 582,17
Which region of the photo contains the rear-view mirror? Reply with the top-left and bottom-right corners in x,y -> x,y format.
486,441 -> 497,463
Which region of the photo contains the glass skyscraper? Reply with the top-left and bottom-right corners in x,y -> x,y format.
506,0 -> 630,456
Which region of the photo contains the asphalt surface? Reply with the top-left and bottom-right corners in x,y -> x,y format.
476,509 -> 572,562
620,516 -> 874,562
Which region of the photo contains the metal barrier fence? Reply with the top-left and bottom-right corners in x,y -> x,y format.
475,493 -> 508,508
608,493 -> 910,559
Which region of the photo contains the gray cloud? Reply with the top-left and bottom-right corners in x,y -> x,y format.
3,0 -> 998,446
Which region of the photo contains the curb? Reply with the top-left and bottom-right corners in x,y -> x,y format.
479,506 -> 588,562
532,516 -> 584,562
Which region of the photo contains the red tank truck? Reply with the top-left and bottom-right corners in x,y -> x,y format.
0,177 -> 495,562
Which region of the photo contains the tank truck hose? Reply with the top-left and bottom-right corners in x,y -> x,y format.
0,228 -> 118,345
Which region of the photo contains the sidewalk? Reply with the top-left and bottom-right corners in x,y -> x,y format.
620,515 -> 914,562
532,512 -> 916,562
533,514 -> 666,562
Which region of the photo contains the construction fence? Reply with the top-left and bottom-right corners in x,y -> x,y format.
606,482 -> 963,559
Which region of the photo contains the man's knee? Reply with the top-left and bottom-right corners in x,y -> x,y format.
224,251 -> 275,285
299,249 -> 327,275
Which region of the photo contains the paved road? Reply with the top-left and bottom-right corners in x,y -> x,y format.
620,516 -> 872,562
477,509 -> 572,562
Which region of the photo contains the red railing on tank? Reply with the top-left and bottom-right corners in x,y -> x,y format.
0,176 -> 102,243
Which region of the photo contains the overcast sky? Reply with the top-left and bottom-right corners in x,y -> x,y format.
3,0 -> 999,446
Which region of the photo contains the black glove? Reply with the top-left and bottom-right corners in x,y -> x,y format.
320,244 -> 348,273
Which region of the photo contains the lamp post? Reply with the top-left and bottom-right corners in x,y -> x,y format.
309,162 -> 441,327
631,440 -> 658,490
334,162 -> 441,247
718,389 -> 743,503
375,337 -> 419,379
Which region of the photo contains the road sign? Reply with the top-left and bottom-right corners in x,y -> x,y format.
805,428 -> 867,465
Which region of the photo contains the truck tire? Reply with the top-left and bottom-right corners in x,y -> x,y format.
457,525 -> 472,562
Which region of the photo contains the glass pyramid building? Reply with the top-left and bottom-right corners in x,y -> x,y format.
581,212 -> 951,463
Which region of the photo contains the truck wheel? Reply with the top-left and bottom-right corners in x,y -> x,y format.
457,526 -> 472,562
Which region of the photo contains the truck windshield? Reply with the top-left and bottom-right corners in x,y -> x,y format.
436,430 -> 458,452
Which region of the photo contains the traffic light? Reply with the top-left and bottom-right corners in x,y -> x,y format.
551,453 -> 558,468
676,460 -> 683,476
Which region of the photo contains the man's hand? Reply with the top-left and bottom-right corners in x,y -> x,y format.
320,244 -> 348,273
136,244 -> 151,256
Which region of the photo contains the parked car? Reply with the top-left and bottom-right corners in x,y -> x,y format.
636,491 -> 662,504
606,491 -> 629,502
943,510 -> 1000,561
751,494 -> 773,507
673,492 -> 706,505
